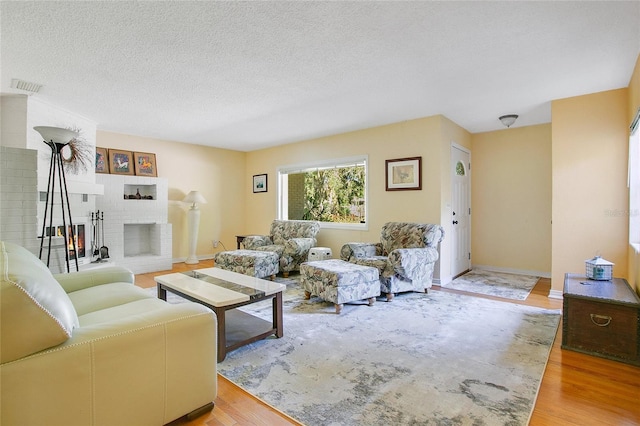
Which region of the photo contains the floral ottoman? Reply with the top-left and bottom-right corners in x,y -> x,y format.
300,259 -> 380,314
213,249 -> 279,280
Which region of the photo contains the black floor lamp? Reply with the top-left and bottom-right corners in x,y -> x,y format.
35,126 -> 80,272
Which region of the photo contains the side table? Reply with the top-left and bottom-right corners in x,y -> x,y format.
235,235 -> 249,249
562,273 -> 640,365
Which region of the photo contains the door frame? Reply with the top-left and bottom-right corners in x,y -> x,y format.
450,142 -> 471,280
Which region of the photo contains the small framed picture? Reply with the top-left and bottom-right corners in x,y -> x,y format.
108,149 -> 134,175
385,156 -> 422,191
253,174 -> 268,193
133,152 -> 157,177
95,147 -> 109,174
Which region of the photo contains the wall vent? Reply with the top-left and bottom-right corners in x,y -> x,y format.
11,79 -> 42,93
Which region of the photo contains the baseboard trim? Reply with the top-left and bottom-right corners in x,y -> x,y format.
433,274 -> 453,286
471,264 -> 551,279
548,289 -> 563,300
172,255 -> 214,264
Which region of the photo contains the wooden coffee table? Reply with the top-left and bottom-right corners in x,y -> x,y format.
154,267 -> 285,362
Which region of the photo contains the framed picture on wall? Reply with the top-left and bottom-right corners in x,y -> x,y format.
108,149 -> 134,175
385,156 -> 422,191
253,174 -> 268,193
133,152 -> 157,177
95,147 -> 109,174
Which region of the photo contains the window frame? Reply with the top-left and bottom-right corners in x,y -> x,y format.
629,108 -> 640,248
276,155 -> 369,230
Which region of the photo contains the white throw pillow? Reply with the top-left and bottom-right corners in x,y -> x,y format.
1,241 -> 80,363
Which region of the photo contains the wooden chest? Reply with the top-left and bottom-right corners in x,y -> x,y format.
562,273 -> 640,366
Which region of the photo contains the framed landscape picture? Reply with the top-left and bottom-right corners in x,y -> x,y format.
108,149 -> 134,175
95,147 -> 109,174
133,152 -> 157,177
385,156 -> 422,191
253,174 -> 267,193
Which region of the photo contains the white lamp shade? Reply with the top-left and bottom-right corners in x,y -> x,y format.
34,126 -> 78,143
183,190 -> 207,205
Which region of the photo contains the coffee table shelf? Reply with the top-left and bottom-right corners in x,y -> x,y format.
225,309 -> 279,352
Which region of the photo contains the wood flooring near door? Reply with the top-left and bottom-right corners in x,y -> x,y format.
137,263 -> 640,426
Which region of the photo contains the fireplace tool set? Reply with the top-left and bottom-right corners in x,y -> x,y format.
91,210 -> 109,262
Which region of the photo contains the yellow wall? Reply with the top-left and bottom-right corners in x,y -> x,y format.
471,124 -> 552,275
94,53 -> 639,292
245,115 -> 471,283
96,115 -> 471,277
96,131 -> 246,261
627,54 -> 640,293
551,89 -> 630,294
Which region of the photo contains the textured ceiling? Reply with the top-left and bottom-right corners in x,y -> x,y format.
2,1 -> 639,151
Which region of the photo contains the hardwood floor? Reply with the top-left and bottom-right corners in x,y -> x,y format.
137,263 -> 640,426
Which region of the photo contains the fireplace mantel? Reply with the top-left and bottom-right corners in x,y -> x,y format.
38,178 -> 104,195
95,174 -> 172,274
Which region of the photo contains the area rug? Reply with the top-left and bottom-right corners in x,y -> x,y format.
441,269 -> 540,301
212,280 -> 560,426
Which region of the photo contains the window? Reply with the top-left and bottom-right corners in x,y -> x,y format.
277,156 -> 367,229
629,108 -> 640,246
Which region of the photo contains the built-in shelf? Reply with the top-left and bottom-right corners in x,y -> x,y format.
124,184 -> 157,200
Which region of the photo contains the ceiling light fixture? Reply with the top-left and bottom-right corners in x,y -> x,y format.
499,114 -> 518,128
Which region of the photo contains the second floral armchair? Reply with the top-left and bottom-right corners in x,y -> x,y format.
340,221 -> 444,300
243,220 -> 321,277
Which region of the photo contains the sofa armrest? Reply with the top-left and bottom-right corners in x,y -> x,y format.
340,242 -> 382,261
387,247 -> 439,280
243,235 -> 273,250
54,266 -> 135,294
284,237 -> 316,256
1,300 -> 217,426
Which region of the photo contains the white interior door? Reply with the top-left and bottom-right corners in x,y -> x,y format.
451,145 -> 471,277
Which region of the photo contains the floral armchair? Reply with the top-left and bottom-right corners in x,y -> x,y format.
243,220 -> 321,277
340,222 -> 444,301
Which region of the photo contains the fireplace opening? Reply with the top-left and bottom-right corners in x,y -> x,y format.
46,224 -> 85,258
124,223 -> 161,257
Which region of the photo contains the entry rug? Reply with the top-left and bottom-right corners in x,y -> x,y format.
217,285 -> 560,426
442,269 -> 540,300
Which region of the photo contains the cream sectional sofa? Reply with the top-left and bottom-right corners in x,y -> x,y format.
0,241 -> 217,426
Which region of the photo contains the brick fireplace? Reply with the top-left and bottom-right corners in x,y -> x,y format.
0,146 -> 94,273
95,174 -> 172,274
1,95 -> 172,274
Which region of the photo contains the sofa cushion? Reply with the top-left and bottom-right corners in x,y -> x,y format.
76,297 -> 179,326
1,241 -> 80,363
269,220 -> 320,245
68,282 -> 155,316
380,222 -> 428,254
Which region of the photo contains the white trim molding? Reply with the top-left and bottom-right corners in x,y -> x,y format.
471,264 -> 551,279
433,275 -> 453,286
548,289 -> 563,300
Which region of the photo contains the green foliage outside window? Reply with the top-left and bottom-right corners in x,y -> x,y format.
301,166 -> 365,223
